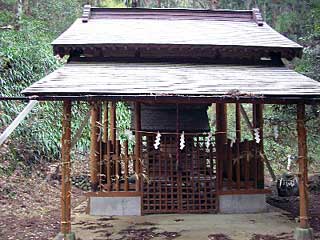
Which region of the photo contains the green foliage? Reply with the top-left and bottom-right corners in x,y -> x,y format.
0,0 -> 85,174
1,0 -> 320,177
101,0 -> 126,7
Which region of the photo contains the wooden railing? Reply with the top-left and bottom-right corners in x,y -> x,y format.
102,140 -> 138,192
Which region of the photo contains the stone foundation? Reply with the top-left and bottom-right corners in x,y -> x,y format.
89,196 -> 141,216
219,194 -> 267,213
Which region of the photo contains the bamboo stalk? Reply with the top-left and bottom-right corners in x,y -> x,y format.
61,100 -> 72,235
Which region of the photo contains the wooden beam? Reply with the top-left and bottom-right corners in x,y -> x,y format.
90,101 -> 100,192
240,104 -> 254,134
215,103 -> 227,191
134,102 -> 142,192
71,109 -> 91,149
297,103 -> 310,229
61,100 -> 72,235
241,104 -> 276,182
0,100 -> 38,146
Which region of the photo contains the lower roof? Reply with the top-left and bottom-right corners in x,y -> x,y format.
22,62 -> 320,103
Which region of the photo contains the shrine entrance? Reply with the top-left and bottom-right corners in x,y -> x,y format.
142,133 -> 217,214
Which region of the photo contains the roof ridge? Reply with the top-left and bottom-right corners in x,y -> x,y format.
81,6 -> 264,25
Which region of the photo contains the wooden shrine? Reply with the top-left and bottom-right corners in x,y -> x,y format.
20,6 -> 318,240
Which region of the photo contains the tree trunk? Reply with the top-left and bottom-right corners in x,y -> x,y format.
15,0 -> 23,30
245,0 -> 252,9
209,0 -> 219,9
23,0 -> 30,15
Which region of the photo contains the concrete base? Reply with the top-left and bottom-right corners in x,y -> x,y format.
294,227 -> 314,240
54,232 -> 76,240
89,196 -> 141,216
219,194 -> 267,213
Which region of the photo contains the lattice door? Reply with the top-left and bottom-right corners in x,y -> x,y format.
142,133 -> 217,214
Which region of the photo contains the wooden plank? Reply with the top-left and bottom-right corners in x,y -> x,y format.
85,191 -> 142,197
297,103 -> 310,229
61,100 -> 72,235
218,188 -> 271,195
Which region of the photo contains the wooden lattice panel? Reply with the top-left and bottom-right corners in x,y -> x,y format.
142,133 -> 217,214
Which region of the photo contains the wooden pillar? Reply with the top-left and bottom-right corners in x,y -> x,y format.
235,103 -> 241,189
215,103 -> 227,191
90,101 -> 100,192
297,103 -> 310,229
134,102 -> 142,192
110,102 -> 117,149
103,102 -> 109,143
61,100 -> 72,235
253,103 -> 264,189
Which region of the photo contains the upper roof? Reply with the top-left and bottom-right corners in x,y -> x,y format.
52,6 -> 302,61
22,61 -> 320,103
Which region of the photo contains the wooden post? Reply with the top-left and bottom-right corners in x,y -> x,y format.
106,140 -> 112,191
115,140 -> 120,191
297,103 -> 310,229
215,103 -> 227,191
253,104 -> 264,189
236,103 -> 241,189
124,140 -> 129,191
61,100 -> 72,235
134,102 -> 142,192
110,102 -> 117,149
103,102 -> 109,143
90,102 -> 100,192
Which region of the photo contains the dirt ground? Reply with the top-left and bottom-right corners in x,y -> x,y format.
71,202 -> 297,240
0,163 -> 319,240
0,163 -> 86,240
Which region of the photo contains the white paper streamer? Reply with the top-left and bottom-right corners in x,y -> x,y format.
254,128 -> 261,143
154,131 -> 161,149
180,131 -> 185,150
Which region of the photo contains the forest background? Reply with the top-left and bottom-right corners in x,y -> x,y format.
0,0 -> 320,177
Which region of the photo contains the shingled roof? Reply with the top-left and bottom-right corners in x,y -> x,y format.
52,7 -> 302,61
22,7 -> 320,103
22,62 -> 320,103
